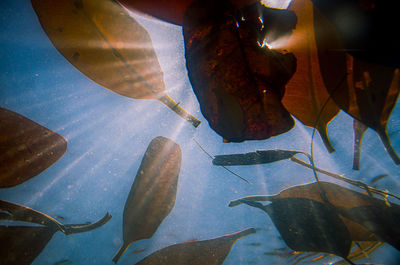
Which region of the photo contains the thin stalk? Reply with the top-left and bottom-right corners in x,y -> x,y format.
289,156 -> 400,200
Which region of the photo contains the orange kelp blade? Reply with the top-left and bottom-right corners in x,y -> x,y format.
30,0 -> 200,127
113,136 -> 181,264
0,225 -> 57,265
183,0 -> 297,141
353,119 -> 368,170
281,0 -> 340,153
313,4 -> 400,165
236,198 -> 352,260
0,107 -> 67,188
135,228 -> 256,264
0,200 -> 112,235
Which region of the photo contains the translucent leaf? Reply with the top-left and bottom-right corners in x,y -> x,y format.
135,228 -> 256,264
31,0 -> 200,127
0,107 -> 67,188
113,136 -> 182,264
282,0 -> 340,153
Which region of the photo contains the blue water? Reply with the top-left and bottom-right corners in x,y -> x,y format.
1,0 -> 400,264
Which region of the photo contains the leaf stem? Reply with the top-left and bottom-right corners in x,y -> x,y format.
158,95 -> 201,128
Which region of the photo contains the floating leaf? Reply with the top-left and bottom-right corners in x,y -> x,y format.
31,0 -> 200,127
353,119 -> 368,170
213,150 -> 301,166
230,181 -> 400,245
281,0 -> 340,153
135,228 -> 256,264
313,3 -> 400,165
238,198 -> 352,259
0,107 -> 67,188
0,200 -> 111,235
113,136 -> 182,264
183,0 -> 297,141
0,225 -> 57,265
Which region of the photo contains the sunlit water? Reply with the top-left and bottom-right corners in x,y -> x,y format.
1,0 -> 399,264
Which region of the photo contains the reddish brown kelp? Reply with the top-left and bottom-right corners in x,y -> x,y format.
183,0 -> 297,141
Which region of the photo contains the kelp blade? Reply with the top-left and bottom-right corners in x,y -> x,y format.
230,181 -> 398,243
183,0 -> 297,141
135,228 -> 256,264
282,0 -> 340,153
213,150 -> 300,166
31,0 -> 200,127
240,198 -> 352,258
0,107 -> 67,188
0,225 -> 57,265
113,136 -> 181,264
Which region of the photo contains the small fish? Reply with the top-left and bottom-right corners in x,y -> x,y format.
53,259 -> 72,265
247,242 -> 262,247
180,239 -> 197,244
130,249 -> 146,254
55,215 -> 66,221
371,174 -> 389,184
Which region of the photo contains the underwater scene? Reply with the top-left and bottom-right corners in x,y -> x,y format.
1,0 -> 400,264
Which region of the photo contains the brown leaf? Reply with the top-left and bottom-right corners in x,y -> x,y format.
229,182 -> 391,242
183,0 -> 297,141
135,228 -> 256,264
31,0 -> 200,127
0,107 -> 67,188
113,136 -> 182,264
282,0 -> 340,153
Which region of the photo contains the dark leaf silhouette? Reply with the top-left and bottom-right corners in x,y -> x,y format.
311,0 -> 400,68
113,136 -> 182,264
237,198 -> 352,259
0,225 -> 57,265
213,150 -> 301,166
313,2 -> 400,165
282,0 -> 340,153
0,200 -> 112,235
230,181 -> 400,246
353,118 -> 368,170
135,228 -> 256,264
31,0 -> 200,127
0,107 -> 67,188
183,0 -> 297,141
